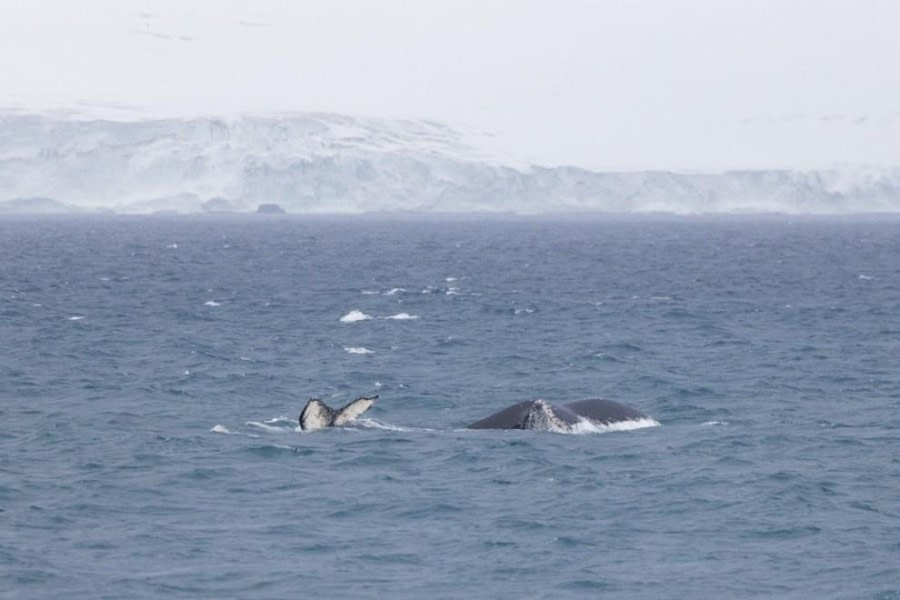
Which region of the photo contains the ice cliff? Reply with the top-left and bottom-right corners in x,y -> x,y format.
1,112 -> 898,214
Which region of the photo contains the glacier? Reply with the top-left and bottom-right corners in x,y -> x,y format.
1,111 -> 899,215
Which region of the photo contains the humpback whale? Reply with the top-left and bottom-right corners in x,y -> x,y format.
299,395 -> 378,431
467,398 -> 652,431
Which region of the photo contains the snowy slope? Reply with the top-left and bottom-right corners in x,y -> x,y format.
1,112 -> 899,215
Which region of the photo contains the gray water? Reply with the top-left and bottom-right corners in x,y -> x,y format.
2,215 -> 899,598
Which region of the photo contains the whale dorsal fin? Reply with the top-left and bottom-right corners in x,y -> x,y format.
334,395 -> 378,426
299,398 -> 336,430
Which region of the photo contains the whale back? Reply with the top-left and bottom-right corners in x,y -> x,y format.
467,400 -> 538,429
561,398 -> 648,424
467,399 -> 580,430
467,397 -> 650,430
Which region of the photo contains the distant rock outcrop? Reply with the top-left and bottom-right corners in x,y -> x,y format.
203,197 -> 238,212
256,203 -> 286,214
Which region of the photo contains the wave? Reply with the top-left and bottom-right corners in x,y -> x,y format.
565,417 -> 661,434
344,346 -> 375,354
353,418 -> 434,432
245,419 -> 298,433
217,414 -> 656,437
339,310 -> 419,322
339,309 -> 372,323
237,417 -> 429,434
467,417 -> 660,435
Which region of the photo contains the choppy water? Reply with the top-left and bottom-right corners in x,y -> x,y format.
2,214 -> 899,599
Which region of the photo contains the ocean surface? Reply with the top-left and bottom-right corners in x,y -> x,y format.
2,214 -> 899,599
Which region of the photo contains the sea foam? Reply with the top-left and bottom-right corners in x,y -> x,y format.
564,417 -> 661,435
340,310 -> 372,322
344,347 -> 375,354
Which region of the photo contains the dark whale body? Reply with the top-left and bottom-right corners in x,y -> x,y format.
467,398 -> 650,430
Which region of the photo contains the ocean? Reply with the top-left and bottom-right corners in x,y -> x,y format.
1,214 -> 899,599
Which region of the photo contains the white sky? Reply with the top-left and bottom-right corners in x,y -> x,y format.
2,0 -> 899,170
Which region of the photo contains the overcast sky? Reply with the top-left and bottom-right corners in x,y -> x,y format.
2,0 -> 898,170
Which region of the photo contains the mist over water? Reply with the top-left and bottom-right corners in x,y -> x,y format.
2,214 -> 899,598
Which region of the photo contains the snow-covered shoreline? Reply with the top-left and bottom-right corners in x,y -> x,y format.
2,112 -> 899,215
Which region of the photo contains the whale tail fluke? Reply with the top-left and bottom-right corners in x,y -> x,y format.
299,399 -> 336,431
334,395 -> 378,426
299,395 -> 378,430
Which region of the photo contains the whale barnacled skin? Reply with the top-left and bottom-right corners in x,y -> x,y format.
467,398 -> 649,430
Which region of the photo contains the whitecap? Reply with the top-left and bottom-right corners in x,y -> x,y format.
340,310 -> 372,322
204,301 -> 221,307
858,274 -> 874,280
384,313 -> 419,320
68,315 -> 85,321
446,287 -> 461,295
211,424 -> 235,434
361,290 -> 380,295
702,420 -> 729,427
246,421 -> 293,433
345,347 -> 375,354
563,417 -> 660,435
445,277 -> 458,282
385,288 -> 406,295
354,418 -> 434,432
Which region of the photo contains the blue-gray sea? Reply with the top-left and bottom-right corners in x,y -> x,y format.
2,214 -> 899,599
